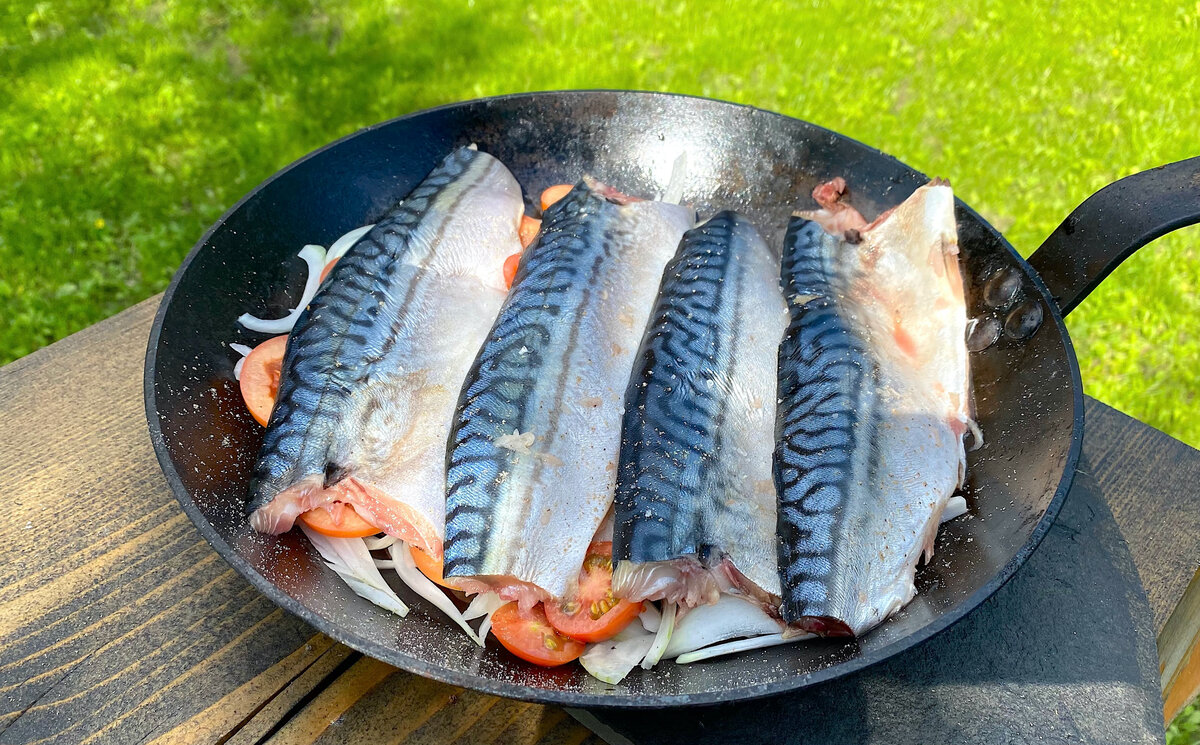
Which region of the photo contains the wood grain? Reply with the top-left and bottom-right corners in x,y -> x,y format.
1,297 -> 1196,744
1085,400 -> 1200,633
0,297 -> 595,745
1160,570 -> 1200,722
1084,400 -> 1200,720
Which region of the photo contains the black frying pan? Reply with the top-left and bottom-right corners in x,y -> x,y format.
143,90 -> 1200,708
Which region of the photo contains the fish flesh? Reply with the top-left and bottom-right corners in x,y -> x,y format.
247,146 -> 523,556
612,211 -> 788,608
774,180 -> 971,637
444,179 -> 693,603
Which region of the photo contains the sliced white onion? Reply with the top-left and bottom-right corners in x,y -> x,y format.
230,343 -> 253,381
237,244 -> 327,334
364,535 -> 398,551
941,496 -> 969,524
478,602 -> 506,644
661,151 -> 688,204
299,525 -> 408,617
325,224 -> 375,265
640,601 -> 676,669
662,594 -> 782,659
388,543 -> 482,646
966,418 -> 985,451
638,603 -> 662,633
674,632 -> 814,664
462,592 -> 507,646
372,559 -> 396,568
463,591 -> 505,621
581,626 -> 656,684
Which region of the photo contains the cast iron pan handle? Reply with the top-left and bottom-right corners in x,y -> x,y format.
1028,156 -> 1200,316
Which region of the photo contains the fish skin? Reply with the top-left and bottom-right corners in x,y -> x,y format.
444,179 -> 693,602
247,147 -> 523,556
774,182 -> 970,637
613,211 -> 787,603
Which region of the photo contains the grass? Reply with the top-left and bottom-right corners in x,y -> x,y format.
2,0 -> 1197,737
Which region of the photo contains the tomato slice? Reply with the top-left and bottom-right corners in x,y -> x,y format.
544,542 -> 643,643
409,545 -> 460,590
518,215 -> 541,248
540,184 -> 573,212
298,502 -> 380,538
239,335 -> 289,426
503,253 -> 522,289
490,603 -> 586,667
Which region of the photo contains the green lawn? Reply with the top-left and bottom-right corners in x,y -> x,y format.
2,0 -> 1198,736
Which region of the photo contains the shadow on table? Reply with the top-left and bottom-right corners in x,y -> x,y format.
582,453 -> 1164,745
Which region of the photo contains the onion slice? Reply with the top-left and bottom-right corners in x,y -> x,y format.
674,632 -> 814,664
237,244 -> 327,334
388,544 -> 482,645
462,592 -> 507,646
325,224 -> 375,265
662,594 -> 782,659
638,603 -> 662,633
230,343 -> 253,380
661,151 -> 688,204
364,535 -> 398,551
299,525 -> 408,617
463,592 -> 505,621
581,626 -> 656,684
640,602 -> 676,669
941,495 -> 968,523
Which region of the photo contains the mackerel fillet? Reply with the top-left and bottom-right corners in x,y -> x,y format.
247,147 -> 523,556
444,180 -> 693,602
612,212 -> 787,606
775,181 -> 972,637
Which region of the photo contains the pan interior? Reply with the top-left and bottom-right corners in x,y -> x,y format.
146,91 -> 1078,707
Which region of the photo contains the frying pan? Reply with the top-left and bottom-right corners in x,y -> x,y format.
143,90 -> 1200,708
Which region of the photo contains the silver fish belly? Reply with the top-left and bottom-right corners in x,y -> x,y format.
775,182 -> 971,637
444,180 -> 693,601
612,211 -> 787,606
247,147 -> 523,556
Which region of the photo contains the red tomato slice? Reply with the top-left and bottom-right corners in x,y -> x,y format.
409,545 -> 461,590
540,184 -> 573,212
298,502 -> 380,538
239,335 -> 288,426
518,215 -> 541,248
490,603 -> 586,667
544,542 -> 643,643
503,253 -> 522,288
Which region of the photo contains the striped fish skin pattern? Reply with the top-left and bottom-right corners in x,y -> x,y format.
247,147 -> 523,556
613,211 -> 788,603
775,182 -> 970,637
444,180 -> 693,601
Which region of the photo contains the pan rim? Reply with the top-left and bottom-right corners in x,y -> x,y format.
143,89 -> 1084,708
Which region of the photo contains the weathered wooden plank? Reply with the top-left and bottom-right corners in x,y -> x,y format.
145,635 -> 348,745
1160,570 -> 1200,722
0,296 -> 594,744
288,664 -> 603,745
1084,399 -> 1200,633
1082,400 -> 1200,721
2,293 -> 1195,745
0,298 -> 314,745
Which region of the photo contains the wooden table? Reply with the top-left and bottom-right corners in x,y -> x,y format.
2,297 -> 1197,745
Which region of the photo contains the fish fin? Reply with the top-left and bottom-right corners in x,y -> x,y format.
582,176 -> 641,205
